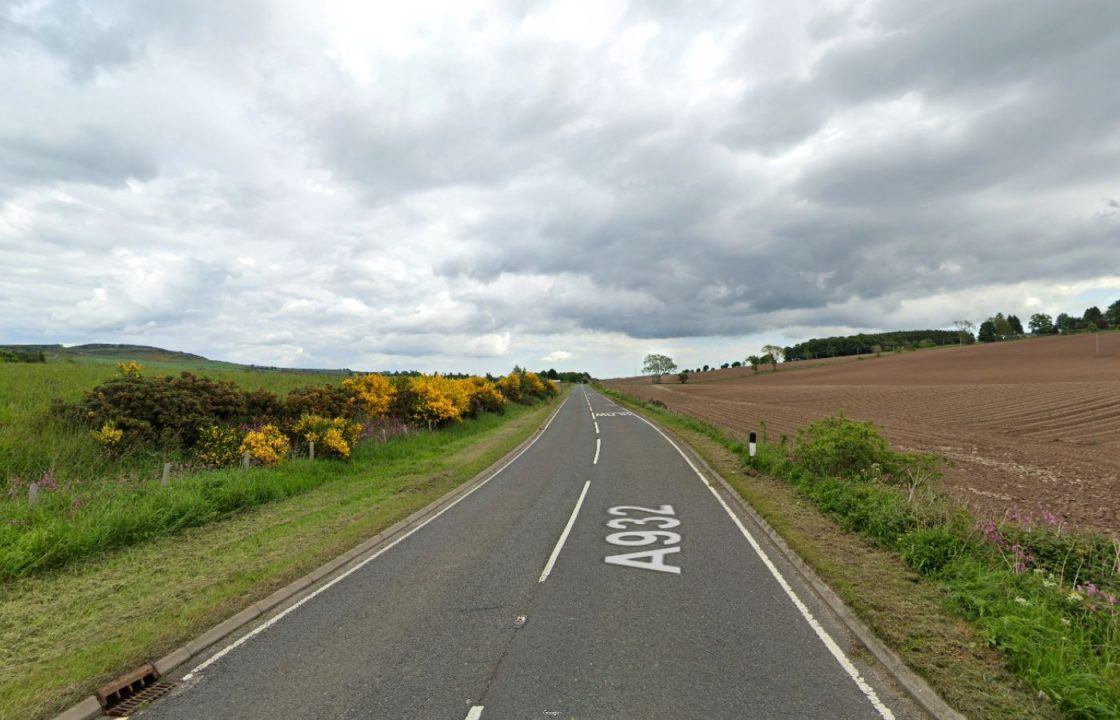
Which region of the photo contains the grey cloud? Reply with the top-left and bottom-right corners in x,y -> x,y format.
0,127 -> 157,190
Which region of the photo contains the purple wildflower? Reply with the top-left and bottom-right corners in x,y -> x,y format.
979,519 -> 1008,548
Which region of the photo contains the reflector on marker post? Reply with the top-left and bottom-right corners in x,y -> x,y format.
748,431 -> 757,458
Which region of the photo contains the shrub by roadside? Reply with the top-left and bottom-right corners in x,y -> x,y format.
52,364 -> 557,469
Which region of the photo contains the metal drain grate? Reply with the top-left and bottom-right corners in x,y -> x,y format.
102,680 -> 177,717
95,664 -> 177,717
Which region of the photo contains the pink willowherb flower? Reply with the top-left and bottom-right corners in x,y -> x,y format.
978,519 -> 1009,548
1010,543 -> 1035,574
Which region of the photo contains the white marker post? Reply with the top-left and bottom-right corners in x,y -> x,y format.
28,481 -> 39,506
242,452 -> 251,469
748,431 -> 757,459
309,440 -> 315,461
161,462 -> 171,485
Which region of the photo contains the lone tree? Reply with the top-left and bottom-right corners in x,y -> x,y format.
678,370 -> 690,384
747,355 -> 761,373
952,320 -> 975,345
761,345 -> 784,371
642,353 -> 677,383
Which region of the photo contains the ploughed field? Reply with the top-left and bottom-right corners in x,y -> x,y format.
606,333 -> 1120,532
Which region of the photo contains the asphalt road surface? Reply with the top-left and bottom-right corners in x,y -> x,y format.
140,387 -> 925,720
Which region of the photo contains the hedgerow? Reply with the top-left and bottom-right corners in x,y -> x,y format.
53,364 -> 558,467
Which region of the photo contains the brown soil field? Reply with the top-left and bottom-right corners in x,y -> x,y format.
606,333 -> 1120,533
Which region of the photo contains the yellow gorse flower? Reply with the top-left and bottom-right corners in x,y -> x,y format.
116,360 -> 143,378
293,414 -> 361,459
91,423 -> 123,446
239,424 -> 290,465
342,374 -> 396,418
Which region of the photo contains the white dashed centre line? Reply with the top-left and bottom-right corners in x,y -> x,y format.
539,480 -> 592,583
593,437 -> 601,465
464,705 -> 484,720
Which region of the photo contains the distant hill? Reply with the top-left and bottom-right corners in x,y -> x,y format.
0,343 -> 350,374
2,343 -> 220,364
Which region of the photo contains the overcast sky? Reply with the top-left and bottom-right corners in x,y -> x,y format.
2,0 -> 1118,377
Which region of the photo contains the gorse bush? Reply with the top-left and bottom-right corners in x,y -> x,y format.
57,372 -> 254,449
54,368 -> 555,461
402,375 -> 467,428
495,374 -> 522,402
90,422 -> 124,453
466,376 -> 506,415
284,384 -> 351,421
239,424 -> 289,465
293,414 -> 362,459
342,373 -> 396,417
196,425 -> 242,468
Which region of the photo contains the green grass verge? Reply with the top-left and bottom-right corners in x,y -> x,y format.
0,399 -> 541,580
599,385 -> 1119,720
0,390 -> 563,720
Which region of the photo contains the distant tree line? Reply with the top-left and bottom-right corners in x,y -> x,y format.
540,369 -> 592,383
782,330 -> 962,361
0,349 -> 46,363
980,298 -> 1120,342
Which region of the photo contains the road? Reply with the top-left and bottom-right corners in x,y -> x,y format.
140,387 -> 924,719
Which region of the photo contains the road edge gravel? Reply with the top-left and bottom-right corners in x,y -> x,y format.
50,393 -> 570,720
624,402 -> 967,720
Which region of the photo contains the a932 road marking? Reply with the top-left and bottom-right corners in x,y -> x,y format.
603,505 -> 681,575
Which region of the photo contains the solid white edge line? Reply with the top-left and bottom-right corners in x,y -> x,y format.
593,437 -> 601,465
538,480 -> 592,583
182,394 -> 572,681
465,705 -> 484,720
629,410 -> 896,720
